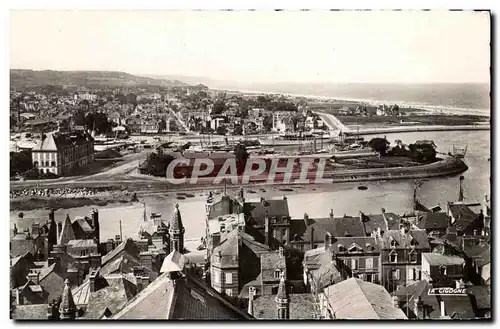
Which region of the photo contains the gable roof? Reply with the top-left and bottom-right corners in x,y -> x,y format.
421,253 -> 465,266
323,278 -> 407,319
101,239 -> 140,266
243,199 -> 290,226
58,216 -> 75,245
449,204 -> 478,232
112,272 -> 253,319
381,229 -> 430,249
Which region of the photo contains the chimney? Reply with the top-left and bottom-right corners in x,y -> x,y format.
260,197 -> 265,203
304,213 -> 309,221
239,188 -> 244,202
381,208 -> 386,214
140,252 -> 153,270
27,270 -> 40,285
264,212 -> 271,247
283,195 -> 287,201
106,239 -> 115,254
278,246 -> 284,258
440,300 -> 446,318
248,286 -> 256,316
329,209 -> 334,220
47,257 -> 56,266
89,268 -> 98,293
16,289 -> 20,305
90,253 -> 101,268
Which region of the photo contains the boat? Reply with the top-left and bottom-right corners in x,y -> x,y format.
358,185 -> 368,190
94,136 -> 126,152
452,144 -> 468,158
258,132 -> 336,146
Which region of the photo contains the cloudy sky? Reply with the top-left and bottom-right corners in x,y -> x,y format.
10,10 -> 490,83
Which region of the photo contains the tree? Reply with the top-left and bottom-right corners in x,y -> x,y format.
10,150 -> 33,177
74,110 -> 86,126
234,125 -> 243,136
216,125 -> 227,136
263,114 -> 273,132
234,143 -> 249,175
212,100 -> 226,115
408,142 -> 437,163
368,137 -> 390,156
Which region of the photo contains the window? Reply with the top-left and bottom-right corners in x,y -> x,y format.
389,250 -> 397,263
410,251 -> 418,264
410,239 -> 416,247
51,161 -> 56,167
365,257 -> 373,269
45,161 -> 50,166
225,272 -> 233,284
351,259 -> 358,270
390,239 -> 397,248
33,161 -> 38,167
440,265 -> 447,276
225,289 -> 233,297
411,268 -> 417,280
392,269 -> 400,280
366,274 -> 373,282
274,269 -> 281,279
338,244 -> 345,252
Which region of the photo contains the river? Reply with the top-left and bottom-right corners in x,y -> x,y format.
10,130 -> 490,247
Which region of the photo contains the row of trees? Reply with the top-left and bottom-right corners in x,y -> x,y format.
367,137 -> 437,163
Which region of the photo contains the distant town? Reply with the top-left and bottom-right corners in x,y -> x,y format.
9,69 -> 491,320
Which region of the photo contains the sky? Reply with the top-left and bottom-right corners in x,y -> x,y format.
9,10 -> 490,84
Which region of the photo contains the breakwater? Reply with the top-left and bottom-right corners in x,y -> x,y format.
344,125 -> 490,136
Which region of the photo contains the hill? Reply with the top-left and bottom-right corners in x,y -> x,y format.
10,69 -> 189,90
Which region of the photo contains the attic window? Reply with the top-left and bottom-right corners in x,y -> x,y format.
274,270 -> 281,279
409,250 -> 417,264
338,244 -> 345,252
389,250 -> 397,263
390,239 -> 397,248
410,239 -> 416,247
348,244 -> 360,253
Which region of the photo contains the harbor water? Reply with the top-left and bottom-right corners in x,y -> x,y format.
10,130 -> 490,246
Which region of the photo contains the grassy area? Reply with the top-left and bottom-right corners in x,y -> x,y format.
334,156 -> 423,169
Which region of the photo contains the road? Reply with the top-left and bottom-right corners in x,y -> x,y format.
314,111 -> 350,133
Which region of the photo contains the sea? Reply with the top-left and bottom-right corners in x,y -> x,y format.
216,82 -> 491,117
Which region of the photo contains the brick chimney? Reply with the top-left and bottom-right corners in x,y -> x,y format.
89,268 -> 99,293
329,209 -> 334,220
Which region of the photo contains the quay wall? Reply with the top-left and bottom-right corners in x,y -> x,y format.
344,125 -> 490,136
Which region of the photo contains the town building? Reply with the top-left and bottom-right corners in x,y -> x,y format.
31,131 -> 94,176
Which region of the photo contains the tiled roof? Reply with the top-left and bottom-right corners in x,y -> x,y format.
329,237 -> 380,254
58,216 -> 76,246
112,272 -> 253,319
72,218 -> 94,233
422,253 -> 465,266
362,212 -> 401,233
449,204 -> 477,232
67,239 -> 97,249
32,131 -> 93,152
260,251 -> 286,272
323,278 -> 407,319
381,229 -> 430,249
101,238 -> 140,266
83,276 -> 138,319
467,285 -> 491,310
310,262 -> 344,291
243,199 -> 290,226
393,280 -> 476,319
305,216 -> 366,240
253,294 -> 317,319
12,304 -> 48,320
417,212 -> 449,230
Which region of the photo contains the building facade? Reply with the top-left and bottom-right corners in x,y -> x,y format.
31,132 -> 94,176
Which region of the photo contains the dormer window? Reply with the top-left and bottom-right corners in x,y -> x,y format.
338,244 -> 345,252
409,250 -> 417,264
410,238 -> 416,247
389,250 -> 397,263
390,238 -> 397,248
274,269 -> 281,279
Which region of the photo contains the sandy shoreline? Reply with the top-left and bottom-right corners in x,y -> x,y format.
217,88 -> 490,117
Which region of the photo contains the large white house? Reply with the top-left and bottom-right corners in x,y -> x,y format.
31,132 -> 94,176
